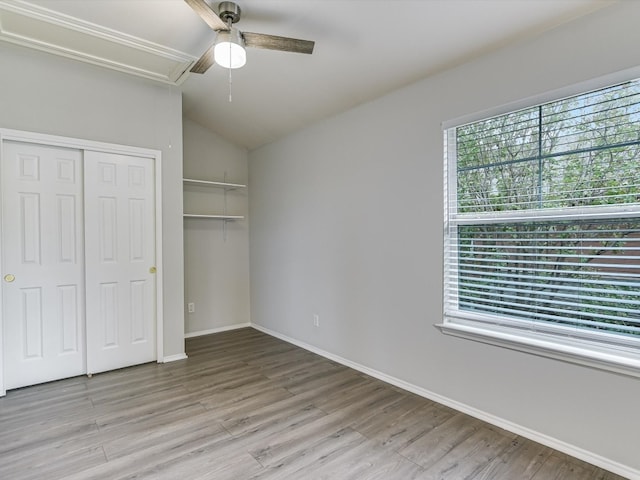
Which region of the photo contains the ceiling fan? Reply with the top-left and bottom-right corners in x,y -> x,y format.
185,0 -> 315,73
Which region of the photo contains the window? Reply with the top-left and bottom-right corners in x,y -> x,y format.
440,78 -> 640,376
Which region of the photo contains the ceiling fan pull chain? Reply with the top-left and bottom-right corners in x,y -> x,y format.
228,39 -> 233,102
228,20 -> 233,102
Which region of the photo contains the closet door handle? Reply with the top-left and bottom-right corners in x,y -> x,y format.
149,266 -> 157,274
4,273 -> 15,283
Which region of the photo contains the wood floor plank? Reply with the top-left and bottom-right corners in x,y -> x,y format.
414,424 -> 516,480
88,377 -> 185,406
0,380 -> 89,415
221,397 -> 324,437
397,411 -> 485,465
199,386 -> 295,421
313,377 -> 406,415
212,402 -> 332,458
175,452 -> 264,480
0,419 -> 99,462
0,327 -> 629,480
251,428 -> 371,480
101,408 -> 224,460
248,410 -> 358,468
280,432 -> 423,480
358,400 -> 456,453
62,427 -> 231,480
474,437 -> 554,480
350,390 -> 429,436
532,453 -> 627,480
97,401 -> 207,439
94,389 -> 199,431
0,444 -> 107,480
0,396 -> 96,434
149,404 -> 333,480
0,424 -> 103,480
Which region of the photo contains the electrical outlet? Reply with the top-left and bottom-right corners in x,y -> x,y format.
188,302 -> 195,313
313,314 -> 320,327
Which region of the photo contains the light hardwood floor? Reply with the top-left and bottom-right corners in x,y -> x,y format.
0,327 -> 628,479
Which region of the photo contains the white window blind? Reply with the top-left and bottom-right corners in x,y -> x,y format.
442,79 -> 640,374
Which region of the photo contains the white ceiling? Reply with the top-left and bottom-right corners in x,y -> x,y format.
2,0 -> 616,149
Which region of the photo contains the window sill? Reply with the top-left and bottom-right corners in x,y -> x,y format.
435,321 -> 640,379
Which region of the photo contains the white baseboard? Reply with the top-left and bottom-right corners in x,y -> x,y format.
184,323 -> 251,338
162,353 -> 188,363
250,323 -> 639,480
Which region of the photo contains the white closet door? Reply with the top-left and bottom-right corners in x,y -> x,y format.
84,151 -> 156,374
2,141 -> 85,389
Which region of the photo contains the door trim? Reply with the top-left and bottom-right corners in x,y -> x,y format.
0,128 -> 164,396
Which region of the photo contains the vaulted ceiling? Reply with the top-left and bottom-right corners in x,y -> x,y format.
0,0 -> 616,149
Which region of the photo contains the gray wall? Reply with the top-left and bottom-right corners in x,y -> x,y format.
249,2 -> 640,474
183,119 -> 250,335
0,42 -> 185,359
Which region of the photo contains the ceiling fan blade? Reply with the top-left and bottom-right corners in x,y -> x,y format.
243,32 -> 315,54
184,0 -> 229,31
190,44 -> 216,74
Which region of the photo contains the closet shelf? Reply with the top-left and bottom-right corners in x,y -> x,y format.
183,178 -> 246,190
183,174 -> 246,238
183,214 -> 244,220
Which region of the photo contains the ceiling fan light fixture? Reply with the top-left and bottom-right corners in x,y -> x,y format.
214,28 -> 246,69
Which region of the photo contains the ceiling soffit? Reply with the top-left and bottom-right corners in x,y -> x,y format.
0,0 -> 196,85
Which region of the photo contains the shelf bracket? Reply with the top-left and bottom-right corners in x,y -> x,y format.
223,171 -> 228,242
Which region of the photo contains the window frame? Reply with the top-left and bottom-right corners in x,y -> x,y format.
437,68 -> 640,378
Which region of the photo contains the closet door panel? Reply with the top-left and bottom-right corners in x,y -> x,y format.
84,151 -> 156,374
2,142 -> 85,389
